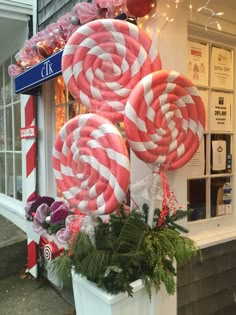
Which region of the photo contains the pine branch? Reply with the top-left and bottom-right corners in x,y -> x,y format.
51,251 -> 72,285
113,209 -> 148,254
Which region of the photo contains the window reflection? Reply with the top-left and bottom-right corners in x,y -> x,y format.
54,76 -> 89,197
5,106 -> 13,150
14,102 -> 21,151
0,108 -> 5,150
187,179 -> 206,221
1,54 -> 22,200
0,153 -> 5,194
54,76 -> 88,133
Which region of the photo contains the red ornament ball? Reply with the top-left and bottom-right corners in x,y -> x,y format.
126,0 -> 154,18
36,42 -> 53,58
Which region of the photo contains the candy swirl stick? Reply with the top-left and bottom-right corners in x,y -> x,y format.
124,70 -> 205,226
62,18 -> 162,122
44,244 -> 53,261
52,113 -> 130,215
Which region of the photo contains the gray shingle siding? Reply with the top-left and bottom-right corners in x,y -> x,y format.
37,0 -> 91,31
177,240 -> 236,314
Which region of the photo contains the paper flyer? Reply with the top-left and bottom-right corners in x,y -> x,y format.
210,92 -> 232,132
185,138 -> 205,177
212,140 -> 226,171
187,40 -> 209,86
210,46 -> 234,89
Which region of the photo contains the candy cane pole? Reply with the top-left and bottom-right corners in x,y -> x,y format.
21,94 -> 38,277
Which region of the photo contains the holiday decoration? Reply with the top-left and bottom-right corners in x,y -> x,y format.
61,18 -> 161,122
53,204 -> 198,302
197,0 -> 224,31
14,1 -> 206,308
52,113 -> 130,215
124,69 -> 205,226
33,203 -> 50,233
72,0 -> 98,25
25,196 -> 73,237
39,235 -> 64,262
96,0 -> 127,18
21,95 -> 39,278
55,214 -> 84,245
124,70 -> 205,170
58,12 -> 80,42
126,0 -> 154,17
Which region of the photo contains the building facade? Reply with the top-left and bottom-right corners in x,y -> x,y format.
1,0 -> 236,313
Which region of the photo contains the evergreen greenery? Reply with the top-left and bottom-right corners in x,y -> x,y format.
53,204 -> 199,298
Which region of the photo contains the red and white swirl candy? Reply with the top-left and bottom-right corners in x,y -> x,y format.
124,70 -> 205,170
52,113 -> 130,215
62,18 -> 162,122
44,244 -> 54,261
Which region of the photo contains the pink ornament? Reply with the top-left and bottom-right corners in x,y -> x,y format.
58,12 -> 80,42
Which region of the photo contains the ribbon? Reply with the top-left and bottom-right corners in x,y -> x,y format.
39,235 -> 64,261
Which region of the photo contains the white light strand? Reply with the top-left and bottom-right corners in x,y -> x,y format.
196,0 -> 224,31
189,0 -> 193,19
138,1 -> 175,34
139,0 -> 224,34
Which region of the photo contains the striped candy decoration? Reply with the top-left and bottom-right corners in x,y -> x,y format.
22,95 -> 37,202
62,18 -> 162,123
21,95 -> 38,278
124,70 -> 206,170
52,113 -> 130,215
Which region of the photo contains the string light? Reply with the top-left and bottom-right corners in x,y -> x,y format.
138,2 -> 174,34
139,0 -> 224,34
173,0 -> 186,9
196,0 -> 224,31
189,0 -> 193,19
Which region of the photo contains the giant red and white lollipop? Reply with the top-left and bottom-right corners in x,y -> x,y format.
124,70 -> 205,225
52,113 -> 130,215
124,70 -> 205,170
62,19 -> 162,122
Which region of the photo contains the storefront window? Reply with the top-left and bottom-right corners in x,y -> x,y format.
187,39 -> 234,222
54,76 -> 88,196
0,56 -> 22,200
54,76 -> 89,135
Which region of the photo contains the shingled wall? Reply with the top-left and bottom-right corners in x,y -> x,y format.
37,0 -> 91,31
177,240 -> 236,314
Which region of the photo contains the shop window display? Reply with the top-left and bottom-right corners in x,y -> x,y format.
54,76 -> 88,197
187,39 -> 234,222
54,76 -> 88,135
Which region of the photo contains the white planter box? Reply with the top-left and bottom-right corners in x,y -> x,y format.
71,268 -> 177,315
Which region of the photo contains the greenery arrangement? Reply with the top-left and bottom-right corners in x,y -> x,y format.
53,203 -> 199,299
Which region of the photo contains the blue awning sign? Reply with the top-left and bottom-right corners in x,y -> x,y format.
14,50 -> 63,94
